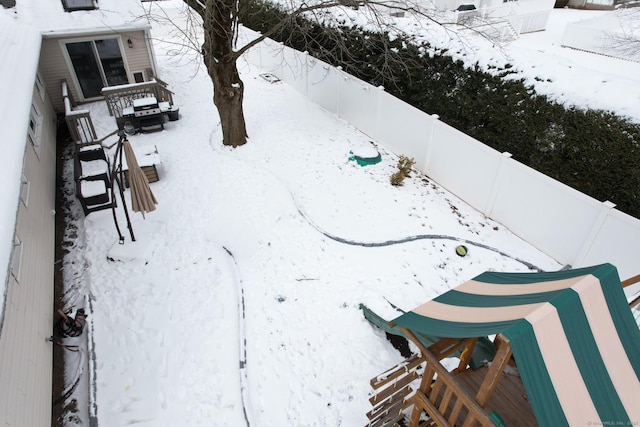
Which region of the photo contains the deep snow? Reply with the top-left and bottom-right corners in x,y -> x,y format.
56,1 -> 639,426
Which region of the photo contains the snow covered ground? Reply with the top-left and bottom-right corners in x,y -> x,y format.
318,3 -> 640,124
57,1 -> 639,426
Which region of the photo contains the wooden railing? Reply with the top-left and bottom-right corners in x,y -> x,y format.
62,81 -> 97,146
101,80 -> 174,118
393,329 -> 498,427
622,274 -> 640,308
366,353 -> 423,427
410,347 -> 495,427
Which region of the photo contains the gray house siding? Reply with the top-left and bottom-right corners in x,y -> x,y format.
38,37 -> 70,111
124,29 -> 157,79
0,74 -> 57,426
40,29 -> 156,112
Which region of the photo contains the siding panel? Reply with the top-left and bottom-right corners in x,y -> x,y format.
0,78 -> 56,427
122,30 -> 154,78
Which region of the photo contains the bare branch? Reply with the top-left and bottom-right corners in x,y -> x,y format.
184,0 -> 206,18
233,0 -> 350,58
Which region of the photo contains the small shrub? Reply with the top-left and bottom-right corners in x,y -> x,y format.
397,155 -> 416,177
390,171 -> 406,186
391,155 -> 416,186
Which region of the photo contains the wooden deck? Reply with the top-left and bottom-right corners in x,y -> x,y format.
453,365 -> 537,426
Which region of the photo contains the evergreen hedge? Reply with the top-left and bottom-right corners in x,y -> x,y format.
239,0 -> 640,219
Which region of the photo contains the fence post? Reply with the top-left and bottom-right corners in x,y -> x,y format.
572,200 -> 616,268
484,151 -> 513,217
374,85 -> 384,141
303,51 -> 310,98
422,114 -> 439,175
336,66 -> 343,118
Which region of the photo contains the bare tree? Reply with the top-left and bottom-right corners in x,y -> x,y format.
174,0 -> 487,146
605,8 -> 640,59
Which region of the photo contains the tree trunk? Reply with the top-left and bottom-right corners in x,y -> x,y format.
210,59 -> 247,147
203,0 -> 248,147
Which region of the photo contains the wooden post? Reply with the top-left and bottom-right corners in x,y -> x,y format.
474,334 -> 512,408
452,338 -> 478,375
622,273 -> 640,288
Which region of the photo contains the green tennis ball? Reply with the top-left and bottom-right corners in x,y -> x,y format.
455,245 -> 468,257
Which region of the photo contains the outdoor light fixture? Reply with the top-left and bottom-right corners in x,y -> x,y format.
127,38 -> 133,48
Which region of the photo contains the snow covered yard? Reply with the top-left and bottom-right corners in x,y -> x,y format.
59,2 -> 640,426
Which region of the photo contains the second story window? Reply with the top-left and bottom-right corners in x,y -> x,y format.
61,0 -> 96,12
28,104 -> 42,158
35,71 -> 45,101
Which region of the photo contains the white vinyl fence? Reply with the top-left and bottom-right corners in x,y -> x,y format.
241,28 -> 640,282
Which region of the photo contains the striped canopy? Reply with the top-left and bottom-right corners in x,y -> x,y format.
391,264 -> 640,426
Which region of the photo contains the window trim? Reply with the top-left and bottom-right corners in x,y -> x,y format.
133,70 -> 146,83
61,0 -> 96,12
60,36 -> 132,102
35,71 -> 45,101
10,235 -> 23,282
20,172 -> 30,208
28,103 -> 42,158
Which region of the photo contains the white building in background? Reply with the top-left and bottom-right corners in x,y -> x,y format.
567,0 -> 614,9
429,0 -> 557,35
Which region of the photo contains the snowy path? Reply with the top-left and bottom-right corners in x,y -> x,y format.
66,3 -> 565,425
74,59 -> 561,425
223,247 -> 254,427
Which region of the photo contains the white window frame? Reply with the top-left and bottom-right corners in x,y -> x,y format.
35,71 -> 45,101
10,235 -> 23,282
28,103 -> 42,158
133,70 -> 146,83
20,172 -> 30,208
61,0 -> 96,12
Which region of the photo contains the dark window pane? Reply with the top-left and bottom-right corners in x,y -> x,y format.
133,72 -> 145,83
66,41 -> 103,98
95,39 -> 128,86
61,0 -> 96,11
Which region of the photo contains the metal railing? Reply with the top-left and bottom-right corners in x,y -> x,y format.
101,80 -> 174,118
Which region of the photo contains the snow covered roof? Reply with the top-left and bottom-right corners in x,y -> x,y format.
9,0 -> 150,36
0,13 -> 41,295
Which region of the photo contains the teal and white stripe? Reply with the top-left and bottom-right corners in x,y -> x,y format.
391,264 -> 640,427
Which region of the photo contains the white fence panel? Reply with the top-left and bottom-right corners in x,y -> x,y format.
490,160 -> 603,264
253,38 -> 287,75
578,209 -> 640,281
239,26 -> 262,67
426,123 -> 504,214
374,92 -> 436,167
279,46 -> 308,94
307,58 -> 339,114
561,21 -> 603,54
243,45 -> 262,68
337,74 -> 379,138
242,33 -> 640,280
